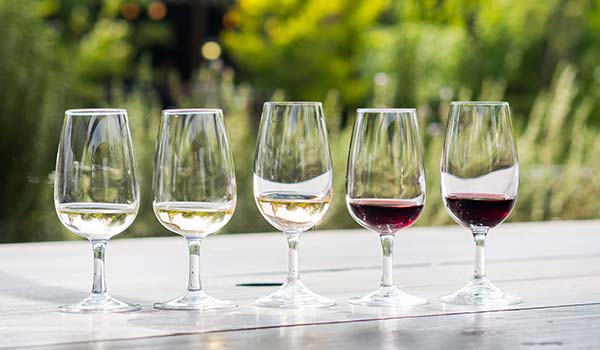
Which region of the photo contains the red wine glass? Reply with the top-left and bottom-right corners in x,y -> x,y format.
346,108 -> 427,307
440,101 -> 521,306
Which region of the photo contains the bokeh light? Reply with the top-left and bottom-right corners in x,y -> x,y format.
148,1 -> 167,21
201,41 -> 222,60
121,3 -> 140,21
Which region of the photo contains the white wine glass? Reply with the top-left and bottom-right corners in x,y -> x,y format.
253,101 -> 335,308
346,108 -> 427,307
54,108 -> 140,313
153,109 -> 237,310
440,101 -> 520,306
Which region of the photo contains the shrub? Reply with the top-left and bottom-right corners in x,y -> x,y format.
0,0 -> 75,242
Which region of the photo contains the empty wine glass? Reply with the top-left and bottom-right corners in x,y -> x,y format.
54,109 -> 140,313
440,101 -> 520,306
153,109 -> 237,310
346,108 -> 427,307
253,102 -> 334,308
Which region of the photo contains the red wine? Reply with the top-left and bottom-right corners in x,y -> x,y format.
348,199 -> 424,234
444,193 -> 515,229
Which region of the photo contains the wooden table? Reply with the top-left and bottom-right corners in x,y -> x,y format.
1,221 -> 600,349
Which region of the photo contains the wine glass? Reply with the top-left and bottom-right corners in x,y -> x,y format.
153,109 -> 237,310
253,101 -> 335,308
346,108 -> 427,307
440,101 -> 520,306
54,109 -> 140,313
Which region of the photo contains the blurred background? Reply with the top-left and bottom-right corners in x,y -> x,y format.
2,0 -> 600,242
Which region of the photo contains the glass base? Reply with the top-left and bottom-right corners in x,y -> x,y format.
440,277 -> 522,306
254,280 -> 335,309
154,290 -> 237,311
349,285 -> 428,307
58,293 -> 141,313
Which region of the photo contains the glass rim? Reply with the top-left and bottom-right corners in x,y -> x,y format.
450,101 -> 509,106
264,101 -> 322,106
162,108 -> 223,115
66,108 -> 126,115
357,108 -> 416,114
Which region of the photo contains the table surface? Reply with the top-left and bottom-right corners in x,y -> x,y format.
1,220 -> 600,349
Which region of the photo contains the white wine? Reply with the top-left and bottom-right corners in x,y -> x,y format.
255,193 -> 331,232
153,201 -> 235,238
56,202 -> 137,240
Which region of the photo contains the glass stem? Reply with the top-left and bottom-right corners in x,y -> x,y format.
380,234 -> 394,287
91,240 -> 107,294
472,229 -> 488,280
187,238 -> 203,292
286,232 -> 301,283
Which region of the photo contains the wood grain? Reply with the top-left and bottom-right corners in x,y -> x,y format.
0,220 -> 598,348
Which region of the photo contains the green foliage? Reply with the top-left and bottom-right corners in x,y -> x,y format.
360,23 -> 468,107
123,63 -> 600,237
0,0 -> 75,242
3,0 -> 600,243
514,64 -> 600,221
224,0 -> 600,119
221,0 -> 389,106
0,1 -> 163,242
359,0 -> 558,110
33,0 -> 173,102
78,18 -> 132,80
